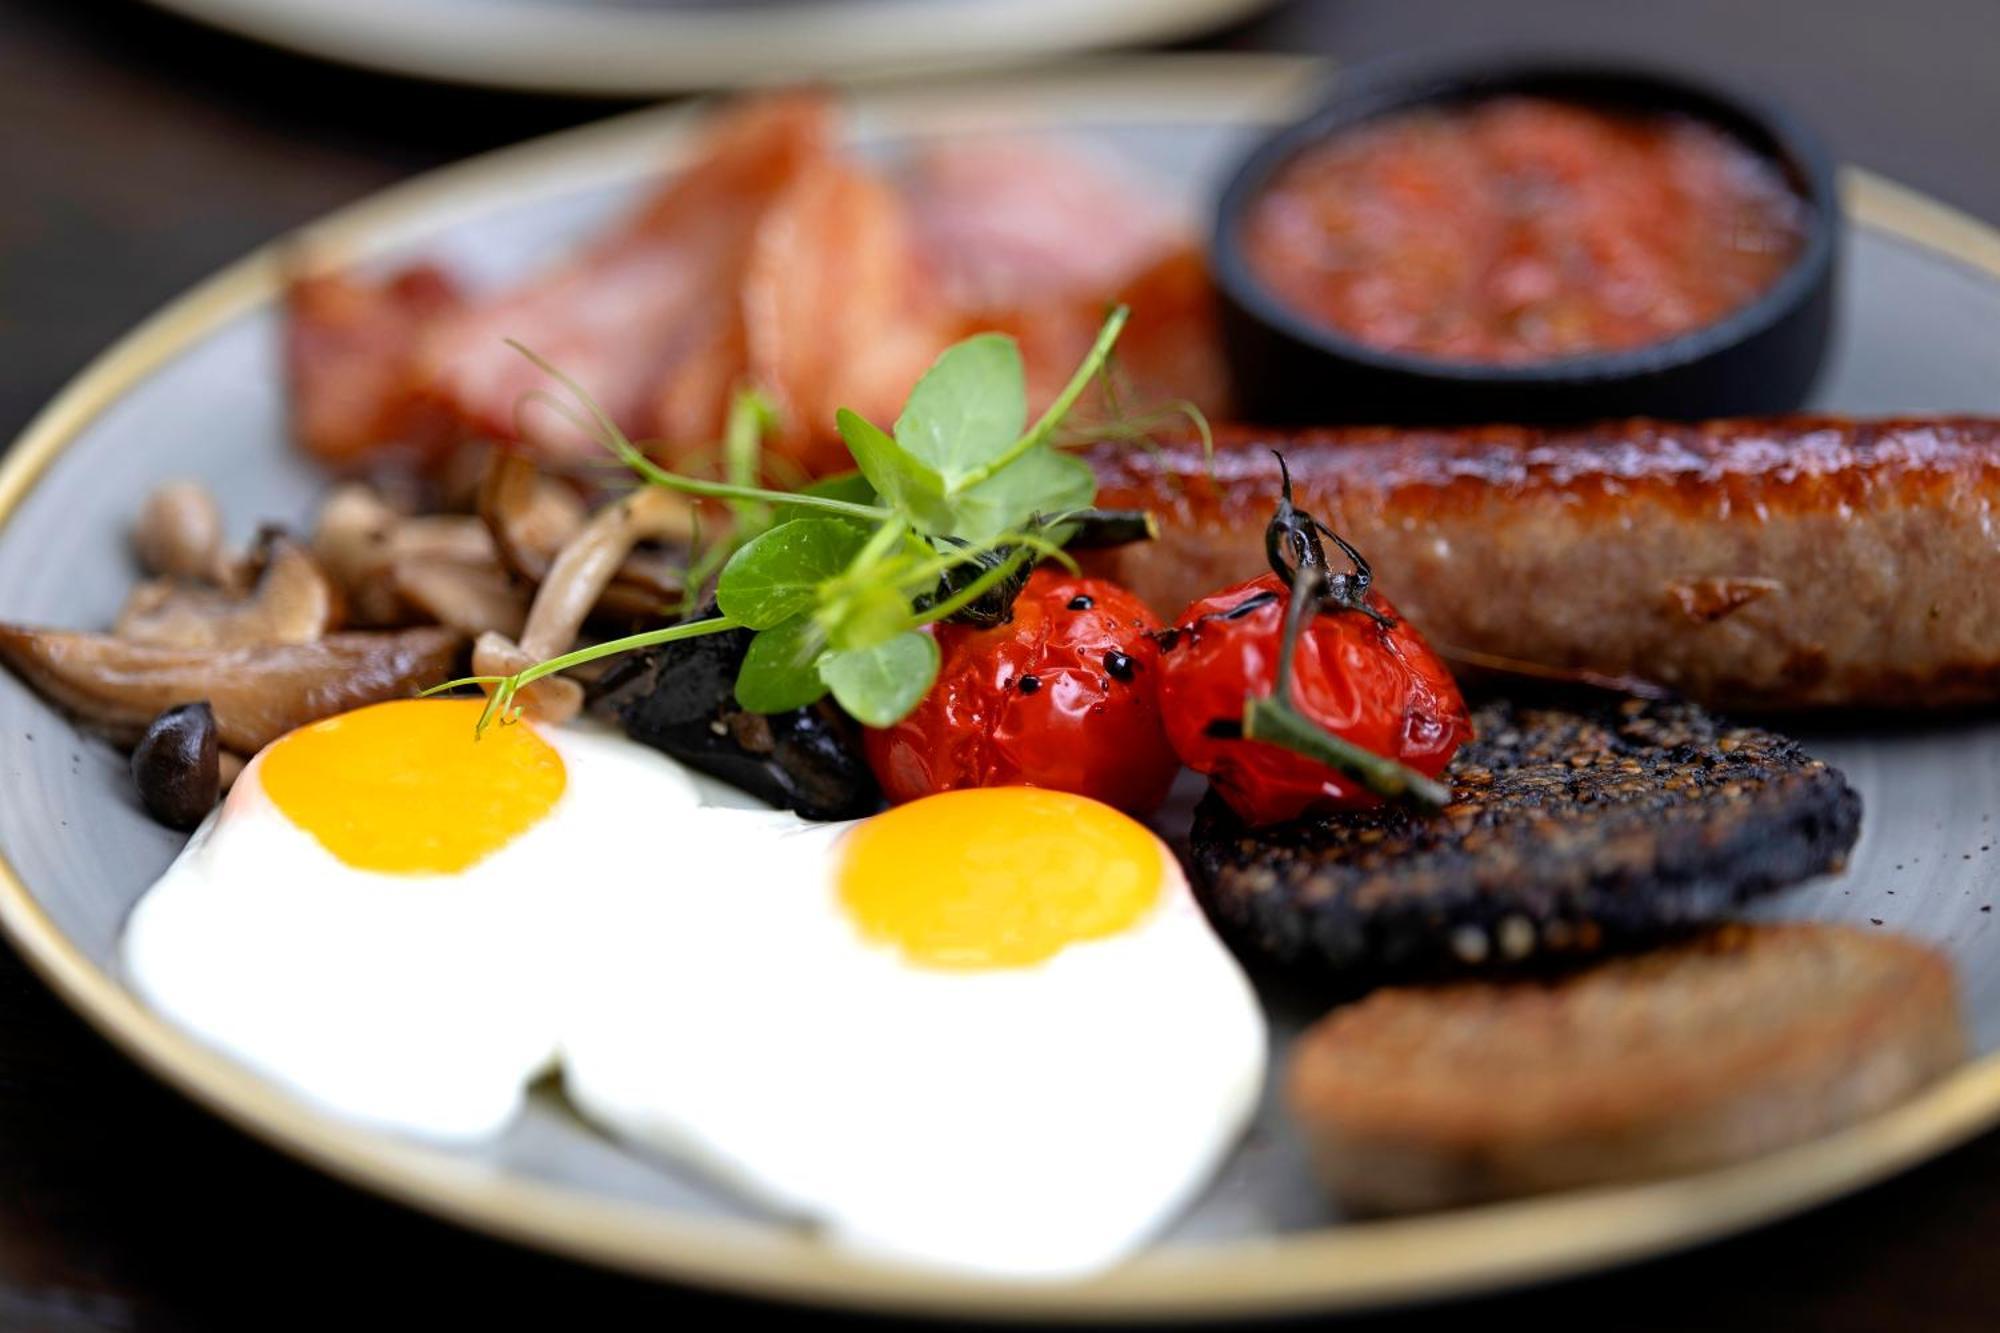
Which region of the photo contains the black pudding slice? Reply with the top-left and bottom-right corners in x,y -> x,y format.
1189,697 -> 1862,986
593,619 -> 879,821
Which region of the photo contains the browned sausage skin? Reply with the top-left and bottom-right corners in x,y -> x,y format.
1085,418 -> 2000,710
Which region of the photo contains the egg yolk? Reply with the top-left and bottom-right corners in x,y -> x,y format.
259,698 -> 566,875
837,788 -> 1164,970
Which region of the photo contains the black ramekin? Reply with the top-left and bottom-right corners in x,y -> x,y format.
1212,58 -> 1842,425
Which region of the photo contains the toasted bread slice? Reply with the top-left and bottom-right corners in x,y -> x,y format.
1191,697 -> 1861,984
1286,923 -> 1964,1214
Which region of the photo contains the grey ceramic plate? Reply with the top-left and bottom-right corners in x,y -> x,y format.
4,55 -> 2000,1321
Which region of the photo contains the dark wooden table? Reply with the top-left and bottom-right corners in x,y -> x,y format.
5,0 -> 1999,1326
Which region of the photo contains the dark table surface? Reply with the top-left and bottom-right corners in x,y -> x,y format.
5,0 -> 2000,1327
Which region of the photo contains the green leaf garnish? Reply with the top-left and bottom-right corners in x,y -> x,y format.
819,632 -> 940,727
716,517 -> 871,630
944,303 -> 1128,495
799,470 -> 878,507
820,576 -> 921,654
949,446 -> 1097,544
894,333 -> 1027,488
722,388 -> 782,532
462,306 -> 1142,737
735,613 -> 831,713
835,408 -> 951,532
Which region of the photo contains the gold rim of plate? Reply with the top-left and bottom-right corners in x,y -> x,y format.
1,54 -> 1996,1320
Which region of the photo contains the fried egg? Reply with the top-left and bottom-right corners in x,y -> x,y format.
122,697 -> 702,1140
123,701 -> 1265,1278
561,787 -> 1268,1278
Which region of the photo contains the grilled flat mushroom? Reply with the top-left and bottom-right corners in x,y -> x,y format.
1287,923 -> 1963,1213
1191,697 -> 1861,984
0,624 -> 461,753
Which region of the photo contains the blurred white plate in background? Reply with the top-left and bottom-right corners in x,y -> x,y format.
137,0 -> 1275,96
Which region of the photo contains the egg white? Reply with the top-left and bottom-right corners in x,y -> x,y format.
123,712 -> 1269,1278
559,814 -> 1269,1279
121,721 -> 704,1142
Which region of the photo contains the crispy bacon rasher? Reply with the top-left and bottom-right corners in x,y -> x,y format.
285,93 -> 1227,480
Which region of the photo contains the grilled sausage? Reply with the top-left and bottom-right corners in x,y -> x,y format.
1086,418 -> 2000,710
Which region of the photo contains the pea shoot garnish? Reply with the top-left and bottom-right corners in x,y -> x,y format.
435,306 -> 1138,733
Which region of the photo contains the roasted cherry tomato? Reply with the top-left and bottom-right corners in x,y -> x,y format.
1158,573 -> 1470,825
1158,454 -> 1472,826
863,569 -> 1179,814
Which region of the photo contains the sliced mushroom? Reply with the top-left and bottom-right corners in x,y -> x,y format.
479,454 -> 679,619
433,439 -> 501,514
391,556 -> 529,639
312,484 -> 410,626
312,483 -> 497,627
395,514 -> 498,565
596,549 -> 686,621
115,533 -> 341,649
472,631 -> 583,723
479,451 -> 587,582
521,487 -> 694,656
473,486 -> 695,724
133,481 -> 227,585
0,623 -> 462,753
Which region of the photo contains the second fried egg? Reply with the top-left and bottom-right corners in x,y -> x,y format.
561,787 -> 1268,1277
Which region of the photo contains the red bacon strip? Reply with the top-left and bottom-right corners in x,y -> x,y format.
284,93 -> 1229,478
285,264 -> 464,468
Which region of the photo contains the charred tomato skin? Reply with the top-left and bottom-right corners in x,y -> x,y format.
863,570 -> 1179,815
1159,572 -> 1471,825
